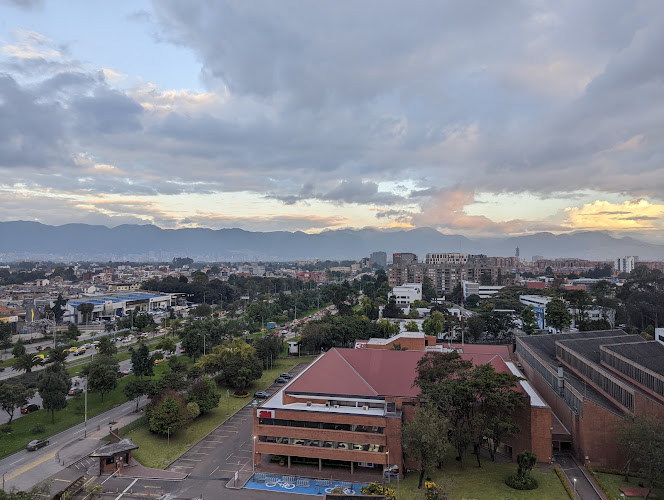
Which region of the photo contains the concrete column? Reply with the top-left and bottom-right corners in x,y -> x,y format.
350,461 -> 354,475
319,458 -> 322,471
288,456 -> 291,468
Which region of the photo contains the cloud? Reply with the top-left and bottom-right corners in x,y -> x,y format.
0,0 -> 42,10
562,200 -> 664,232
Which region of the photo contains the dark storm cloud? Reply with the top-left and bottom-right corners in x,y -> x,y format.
72,89 -> 143,134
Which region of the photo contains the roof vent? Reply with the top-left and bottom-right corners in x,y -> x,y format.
306,401 -> 312,407
325,402 -> 330,407
362,405 -> 369,411
333,404 -> 340,409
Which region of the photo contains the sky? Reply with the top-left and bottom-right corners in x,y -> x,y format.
1,0 -> 664,243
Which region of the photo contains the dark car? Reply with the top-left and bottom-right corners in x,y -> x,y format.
68,387 -> 84,396
26,439 -> 49,451
280,372 -> 293,379
274,377 -> 288,384
254,391 -> 271,399
21,404 -> 40,414
0,366 -> 5,372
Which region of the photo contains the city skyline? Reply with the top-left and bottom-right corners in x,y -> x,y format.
1,1 -> 664,243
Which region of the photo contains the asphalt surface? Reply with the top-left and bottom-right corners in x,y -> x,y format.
555,453 -> 602,500
0,396 -> 149,492
94,363 -> 311,500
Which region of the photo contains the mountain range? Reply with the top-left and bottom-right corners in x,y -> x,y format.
1,221 -> 663,263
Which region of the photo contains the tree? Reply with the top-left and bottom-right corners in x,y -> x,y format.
520,306 -> 537,335
64,324 -> 81,342
468,364 -> 524,466
12,340 -> 26,358
199,339 -> 263,391
421,277 -> 437,302
405,321 -> 419,332
186,377 -> 220,414
506,451 -> 538,490
618,415 -> 664,497
86,356 -> 119,402
0,322 -> 12,351
402,406 -> 451,488
147,391 -> 190,435
130,344 -> 154,378
422,311 -> 445,337
382,296 -> 403,318
12,353 -> 42,373
77,303 -> 95,325
545,298 -> 571,332
193,303 -> 212,317
123,378 -> 153,411
51,294 -> 67,323
38,362 -> 70,423
155,337 -> 177,354
465,294 -> 481,308
467,315 -> 485,342
97,337 -> 117,357
0,382 -> 35,424
254,335 -> 283,368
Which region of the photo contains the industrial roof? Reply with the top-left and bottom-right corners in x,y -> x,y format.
68,292 -> 171,307
602,341 -> 664,375
90,438 -> 138,457
557,335 -> 646,364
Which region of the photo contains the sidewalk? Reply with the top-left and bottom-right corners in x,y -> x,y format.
555,454 -> 607,500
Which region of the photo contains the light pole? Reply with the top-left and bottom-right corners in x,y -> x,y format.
573,478 -> 577,499
253,435 -> 257,473
84,373 -> 88,438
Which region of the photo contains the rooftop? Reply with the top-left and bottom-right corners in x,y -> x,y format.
602,341 -> 664,375
90,438 -> 138,457
557,335 -> 646,364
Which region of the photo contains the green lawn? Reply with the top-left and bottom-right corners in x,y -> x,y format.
395,452 -> 570,500
120,356 -> 317,469
593,472 -> 664,500
0,358 -> 191,459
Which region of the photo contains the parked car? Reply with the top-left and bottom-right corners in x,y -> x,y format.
73,348 -> 86,356
274,377 -> 288,384
280,372 -> 293,379
254,391 -> 271,399
21,404 -> 40,414
154,357 -> 165,365
68,387 -> 84,396
26,439 -> 49,451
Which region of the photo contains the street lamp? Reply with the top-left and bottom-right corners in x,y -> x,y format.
253,435 -> 257,473
573,478 -> 577,499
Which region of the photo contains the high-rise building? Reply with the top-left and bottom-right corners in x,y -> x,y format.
615,256 -> 638,274
370,251 -> 387,269
392,253 -> 417,266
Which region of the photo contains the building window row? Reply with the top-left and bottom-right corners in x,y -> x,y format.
258,436 -> 384,453
258,418 -> 384,434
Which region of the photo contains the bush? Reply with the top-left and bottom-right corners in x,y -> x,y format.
505,474 -> 538,490
554,466 -> 574,499
31,424 -> 46,434
360,482 -> 397,500
186,401 -> 200,420
1,426 -> 12,434
424,481 -> 445,500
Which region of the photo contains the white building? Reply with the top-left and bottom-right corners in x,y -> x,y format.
388,283 -> 423,307
462,281 -> 504,299
615,256 -> 638,274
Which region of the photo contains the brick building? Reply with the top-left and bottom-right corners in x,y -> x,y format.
253,345 -> 552,478
515,330 -> 664,469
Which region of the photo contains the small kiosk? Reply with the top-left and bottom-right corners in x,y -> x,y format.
90,438 -> 139,475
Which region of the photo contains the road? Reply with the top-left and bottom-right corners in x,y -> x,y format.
0,396 -> 149,493
93,363 -> 311,500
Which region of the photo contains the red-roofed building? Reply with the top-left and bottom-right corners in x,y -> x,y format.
253,346 -> 553,477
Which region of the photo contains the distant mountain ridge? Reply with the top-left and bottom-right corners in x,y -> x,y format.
1,221 -> 663,262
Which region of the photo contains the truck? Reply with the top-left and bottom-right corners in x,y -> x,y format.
267,321 -> 277,330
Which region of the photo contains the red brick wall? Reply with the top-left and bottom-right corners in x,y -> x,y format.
503,401 -> 553,463
574,400 -> 626,469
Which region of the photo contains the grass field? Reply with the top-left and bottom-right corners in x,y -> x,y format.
593,472 -> 664,499
0,357 -> 190,460
394,452 -> 570,500
119,355 -> 317,469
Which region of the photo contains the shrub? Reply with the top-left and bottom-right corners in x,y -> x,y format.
505,474 -> 538,490
31,424 -> 46,434
1,426 -> 12,434
554,466 -> 574,499
186,401 -> 200,420
424,481 -> 445,500
360,482 -> 397,500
